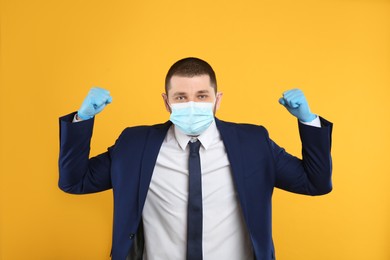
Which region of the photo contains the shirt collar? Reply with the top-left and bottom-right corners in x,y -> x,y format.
172,119 -> 220,151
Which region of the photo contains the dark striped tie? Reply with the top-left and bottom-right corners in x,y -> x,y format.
187,140 -> 203,260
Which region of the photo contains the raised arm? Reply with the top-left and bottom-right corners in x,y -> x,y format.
58,87 -> 113,194
274,89 -> 333,195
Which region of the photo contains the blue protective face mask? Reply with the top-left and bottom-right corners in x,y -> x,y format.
169,101 -> 214,136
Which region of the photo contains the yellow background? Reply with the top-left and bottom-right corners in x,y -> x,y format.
1,0 -> 389,259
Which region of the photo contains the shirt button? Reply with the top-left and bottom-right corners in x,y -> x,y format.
129,234 -> 135,239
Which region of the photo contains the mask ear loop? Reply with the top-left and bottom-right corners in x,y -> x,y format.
164,95 -> 172,113
213,93 -> 221,114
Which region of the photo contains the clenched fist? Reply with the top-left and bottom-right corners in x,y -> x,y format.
77,87 -> 112,120
279,89 -> 316,122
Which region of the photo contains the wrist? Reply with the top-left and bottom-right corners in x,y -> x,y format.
77,111 -> 92,120
77,109 -> 94,120
75,113 -> 83,121
299,113 -> 316,122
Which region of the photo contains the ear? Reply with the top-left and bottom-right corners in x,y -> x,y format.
162,93 -> 171,113
214,92 -> 223,111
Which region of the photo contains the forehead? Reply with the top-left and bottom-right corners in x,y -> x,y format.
168,75 -> 213,93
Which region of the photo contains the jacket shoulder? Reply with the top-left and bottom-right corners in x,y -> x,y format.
120,121 -> 170,134
216,118 -> 269,137
115,121 -> 171,143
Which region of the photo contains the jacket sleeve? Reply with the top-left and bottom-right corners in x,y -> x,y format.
271,117 -> 333,195
58,112 -> 113,194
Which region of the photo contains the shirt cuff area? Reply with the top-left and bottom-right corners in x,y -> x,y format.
72,114 -> 83,123
300,115 -> 321,128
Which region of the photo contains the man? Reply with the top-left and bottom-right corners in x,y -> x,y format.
58,57 -> 333,260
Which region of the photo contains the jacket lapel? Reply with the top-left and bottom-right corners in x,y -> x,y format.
138,121 -> 172,213
215,118 -> 248,217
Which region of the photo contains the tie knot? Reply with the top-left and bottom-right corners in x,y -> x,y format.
189,140 -> 201,154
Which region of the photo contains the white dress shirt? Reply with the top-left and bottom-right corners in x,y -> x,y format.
142,120 -> 254,260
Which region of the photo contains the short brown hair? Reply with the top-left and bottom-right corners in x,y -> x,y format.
165,57 -> 217,93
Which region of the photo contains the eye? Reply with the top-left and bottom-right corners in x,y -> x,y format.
175,96 -> 186,101
198,95 -> 208,99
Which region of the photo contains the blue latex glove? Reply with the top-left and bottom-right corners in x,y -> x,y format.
77,87 -> 112,120
278,89 -> 316,122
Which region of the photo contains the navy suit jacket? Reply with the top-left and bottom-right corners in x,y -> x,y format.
58,112 -> 333,260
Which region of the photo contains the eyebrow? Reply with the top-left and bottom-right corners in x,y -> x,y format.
196,90 -> 210,94
172,92 -> 188,97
